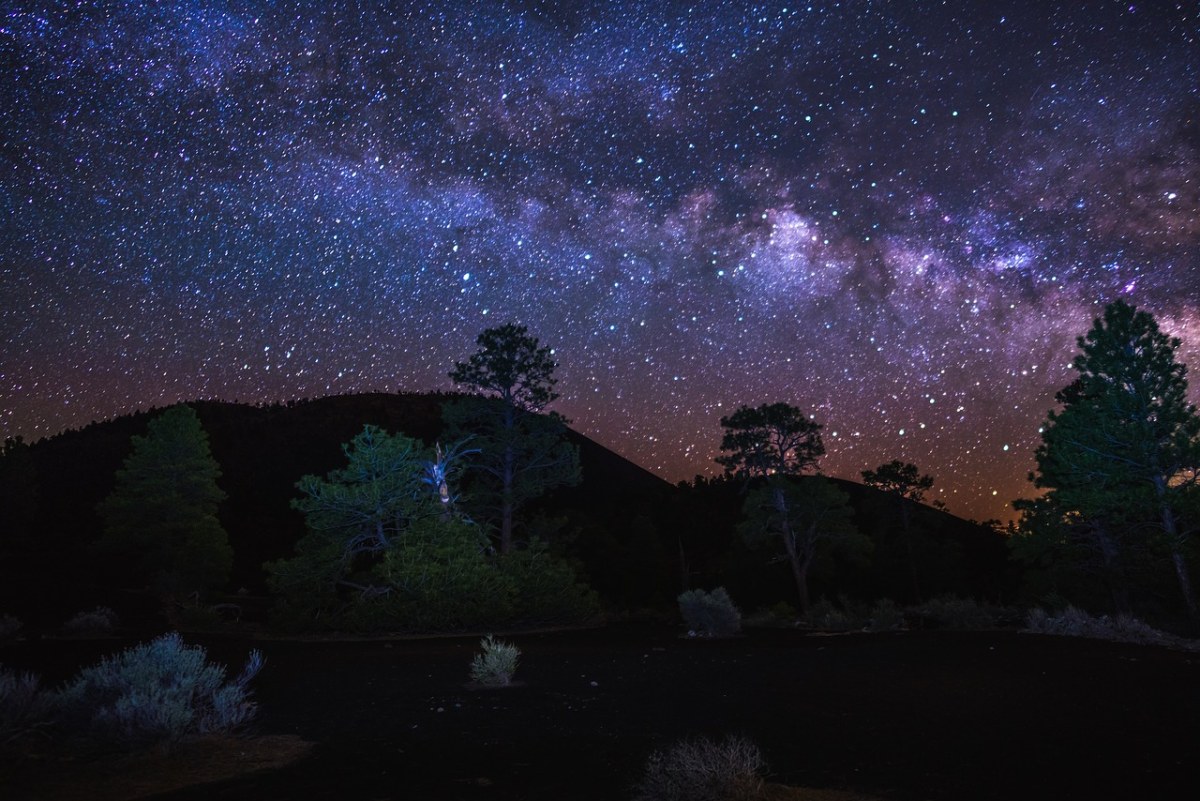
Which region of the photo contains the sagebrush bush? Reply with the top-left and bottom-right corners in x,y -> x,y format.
910,595 -> 1003,630
632,735 -> 767,801
1025,606 -> 1173,647
0,667 -> 55,743
805,597 -> 869,632
866,598 -> 903,632
469,635 -> 520,686
62,606 -> 119,636
678,587 -> 742,637
0,614 -> 21,643
55,632 -> 264,747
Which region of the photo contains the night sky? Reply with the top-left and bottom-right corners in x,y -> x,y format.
2,1 -> 1198,523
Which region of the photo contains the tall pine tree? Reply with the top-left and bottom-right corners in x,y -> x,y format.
1026,300 -> 1200,617
718,402 -> 861,612
446,323 -> 579,554
97,405 -> 231,598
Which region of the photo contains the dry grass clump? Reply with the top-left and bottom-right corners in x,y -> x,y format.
633,735 -> 766,801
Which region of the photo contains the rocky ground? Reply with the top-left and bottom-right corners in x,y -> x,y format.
4,624 -> 1198,800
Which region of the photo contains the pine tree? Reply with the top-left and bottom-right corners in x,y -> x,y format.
447,323 -> 580,553
718,402 -> 858,611
97,405 -> 231,597
862,461 -> 935,602
1027,300 -> 1200,617
268,425 -> 440,601
740,476 -> 863,613
717,402 -> 824,478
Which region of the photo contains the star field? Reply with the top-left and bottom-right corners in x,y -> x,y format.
2,1 -> 1198,523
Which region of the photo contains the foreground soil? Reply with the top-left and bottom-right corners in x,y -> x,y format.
4,625 -> 1198,800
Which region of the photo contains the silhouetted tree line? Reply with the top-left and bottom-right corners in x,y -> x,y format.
18,303 -> 1199,633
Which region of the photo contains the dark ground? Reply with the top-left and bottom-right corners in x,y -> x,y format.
4,625 -> 1198,800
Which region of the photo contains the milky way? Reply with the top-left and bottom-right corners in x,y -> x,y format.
2,1 -> 1198,522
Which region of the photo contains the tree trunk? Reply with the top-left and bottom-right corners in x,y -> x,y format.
500,444 -> 515,554
899,499 -> 922,604
1170,548 -> 1198,619
678,535 -> 690,593
789,550 -> 811,615
772,487 -> 810,613
1094,522 -> 1131,616
1161,503 -> 1198,618
1154,477 -> 1197,619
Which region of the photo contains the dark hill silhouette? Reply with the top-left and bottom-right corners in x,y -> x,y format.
0,394 -> 675,625
668,473 -> 1015,611
0,394 -> 1013,629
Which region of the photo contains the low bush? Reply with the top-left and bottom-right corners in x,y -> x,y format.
0,667 -> 55,744
1025,606 -> 1184,648
469,635 -> 520,686
0,614 -> 21,643
500,538 -> 601,624
55,632 -> 264,748
678,587 -> 742,637
866,598 -> 903,632
62,606 -> 119,636
744,601 -> 798,628
805,596 -> 869,632
908,595 -> 1005,630
632,735 -> 767,801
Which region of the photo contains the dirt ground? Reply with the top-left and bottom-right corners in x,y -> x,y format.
4,625 -> 1198,800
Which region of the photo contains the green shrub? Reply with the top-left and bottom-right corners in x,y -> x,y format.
632,735 -> 767,801
500,538 -> 600,624
62,606 -> 119,636
678,587 -> 742,637
768,600 -> 798,623
469,635 -> 520,686
381,518 -> 515,630
55,632 -> 264,748
805,597 -> 869,632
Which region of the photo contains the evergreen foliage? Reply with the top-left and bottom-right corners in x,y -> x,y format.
739,476 -> 866,613
379,517 -> 514,629
268,423 -> 596,631
1016,300 -> 1200,618
96,405 -> 232,597
449,322 -> 559,412
498,538 -> 600,623
716,402 -> 824,478
862,460 -> 937,602
447,324 -> 581,553
0,436 -> 39,552
861,460 -> 934,502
